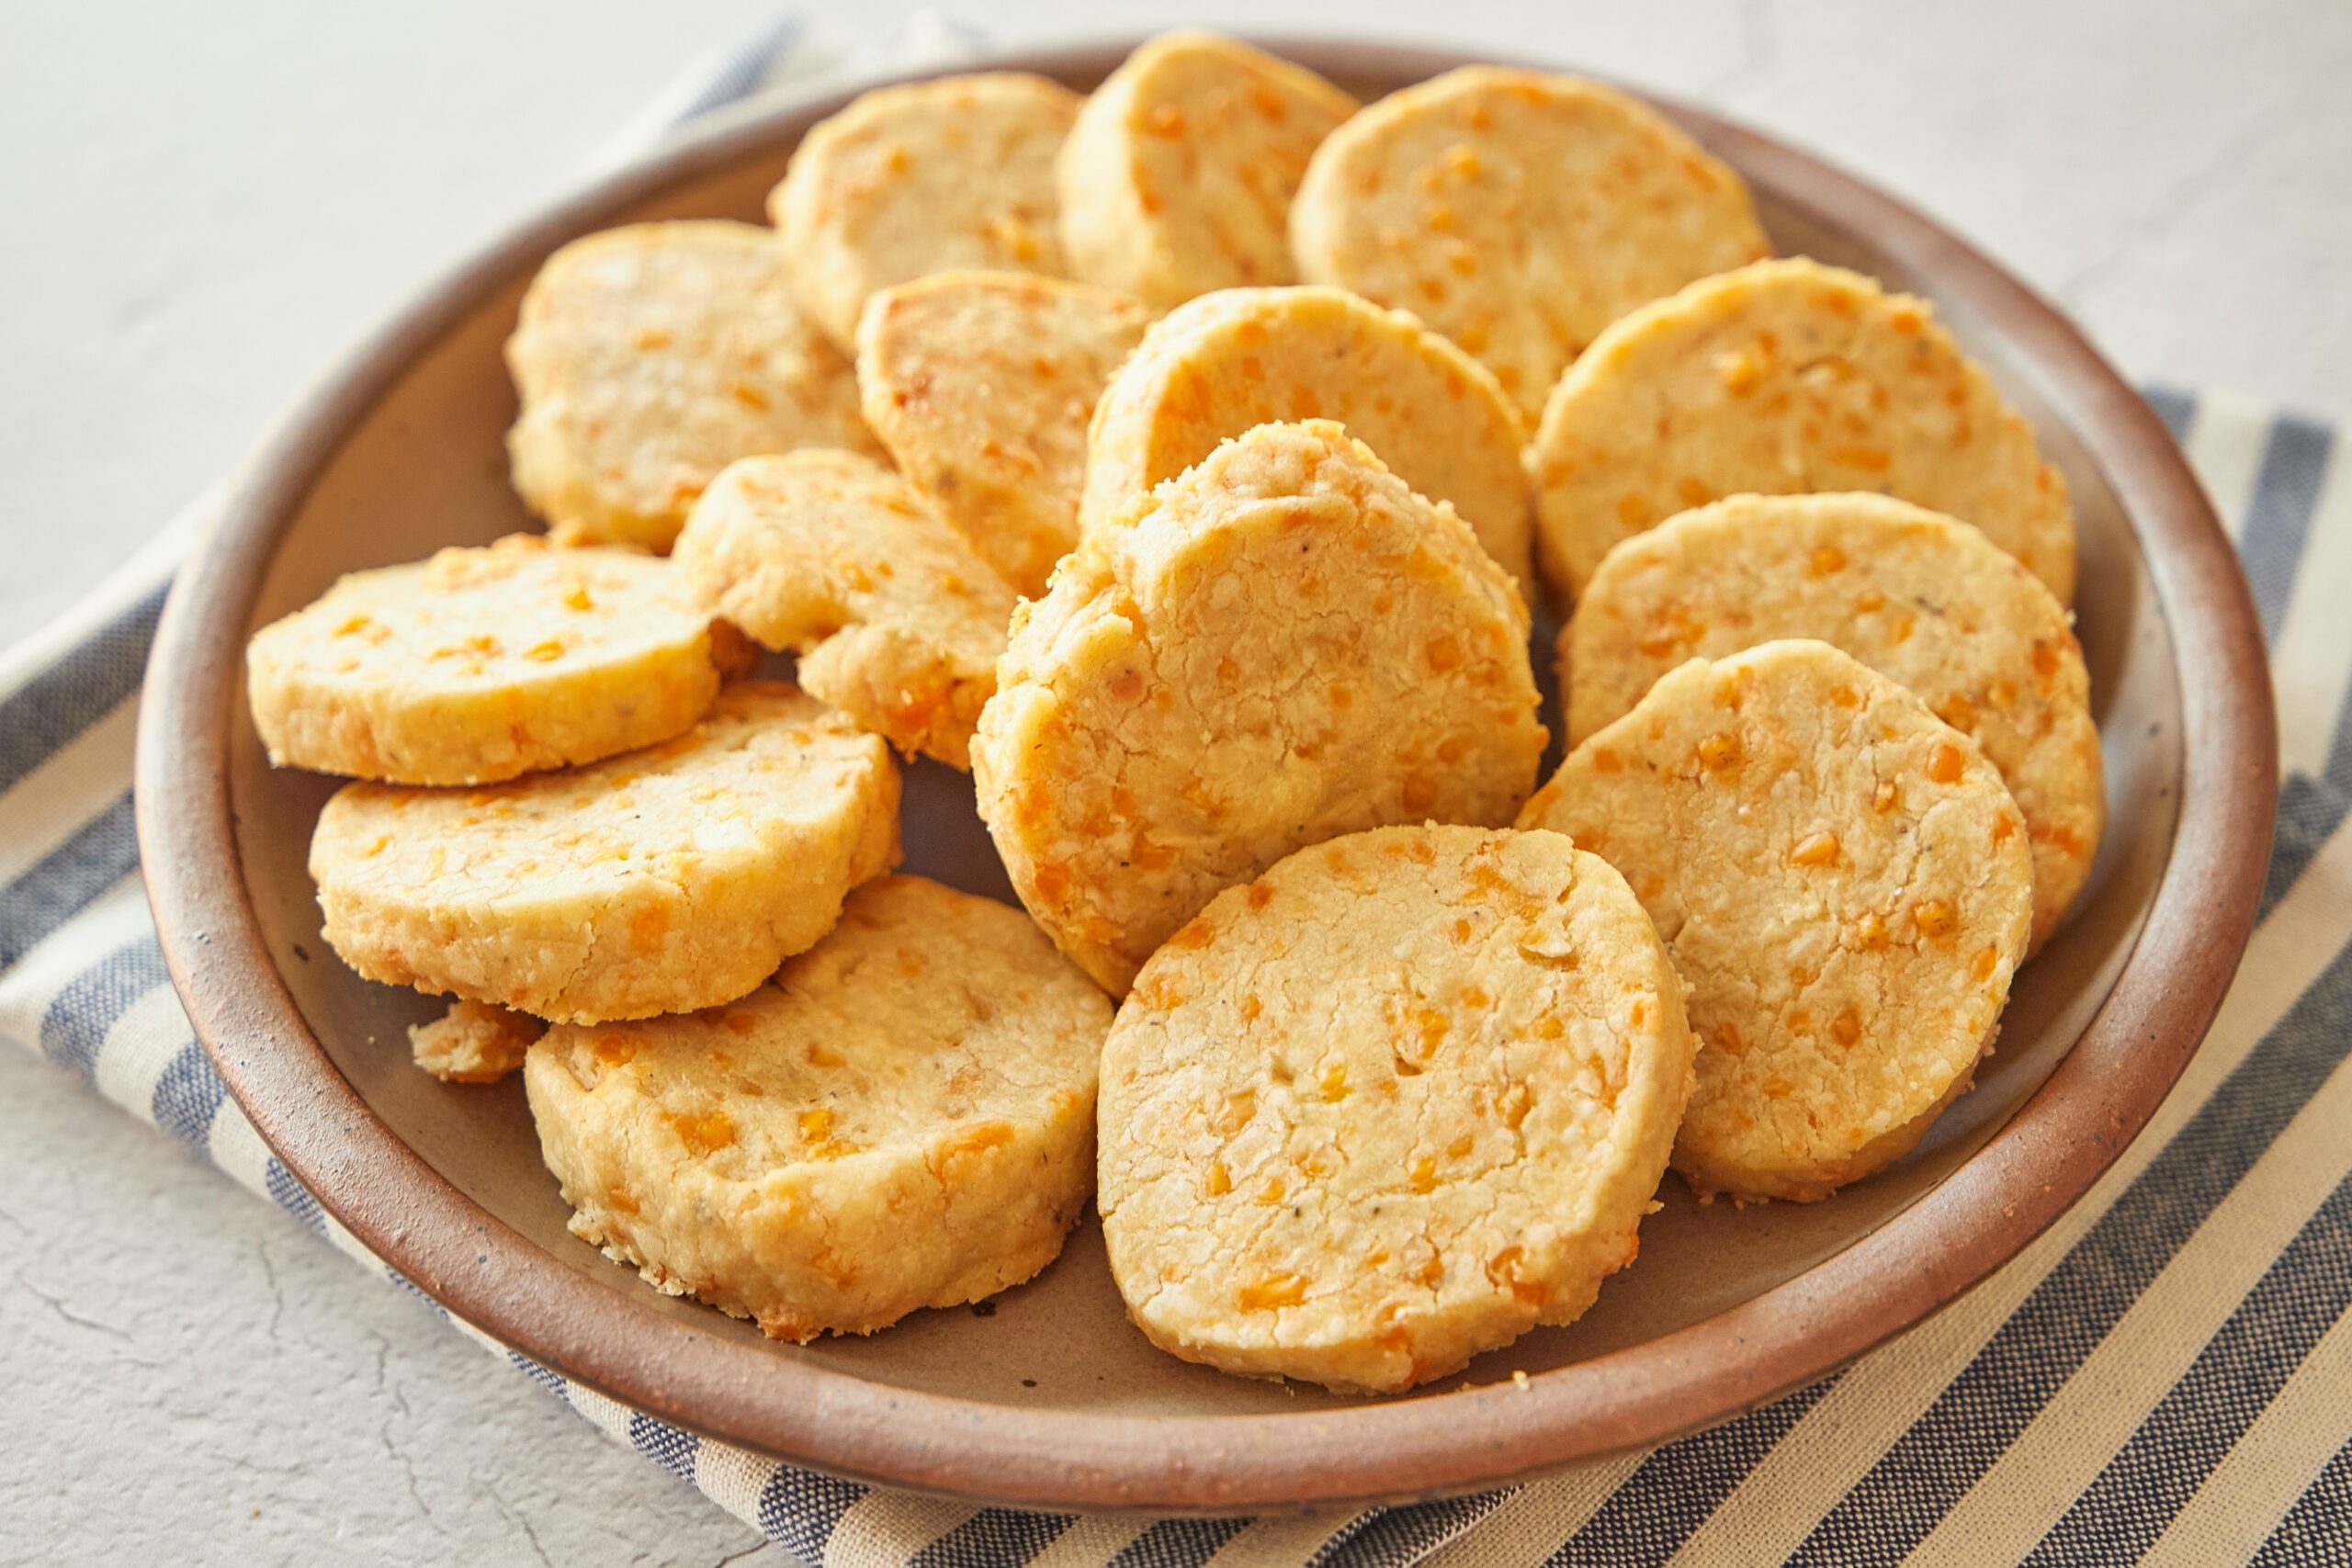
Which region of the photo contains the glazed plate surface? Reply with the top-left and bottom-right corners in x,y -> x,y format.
136,38 -> 2275,1512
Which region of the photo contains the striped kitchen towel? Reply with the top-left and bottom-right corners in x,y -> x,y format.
6,19 -> 2351,1568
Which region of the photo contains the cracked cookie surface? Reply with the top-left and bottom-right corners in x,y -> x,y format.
855,270 -> 1151,597
1057,32 -> 1356,310
1518,639 -> 2034,1202
1292,66 -> 1769,419
525,874 -> 1111,1341
1097,824 -> 1693,1393
504,220 -> 879,551
1079,286 -> 1533,585
1530,258 -> 2076,605
246,534 -> 735,785
1566,493 -> 2100,944
770,73 -> 1080,352
311,682 -> 899,1024
975,421 -> 1546,994
673,450 -> 1018,768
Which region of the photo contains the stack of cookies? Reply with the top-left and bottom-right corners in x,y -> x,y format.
244,33 -> 2101,1396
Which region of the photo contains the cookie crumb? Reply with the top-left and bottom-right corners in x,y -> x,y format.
409,999 -> 544,1085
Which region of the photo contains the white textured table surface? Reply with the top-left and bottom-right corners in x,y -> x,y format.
3,2 -> 2346,1562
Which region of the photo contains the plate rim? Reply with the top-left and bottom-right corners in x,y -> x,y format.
133,33 -> 2278,1513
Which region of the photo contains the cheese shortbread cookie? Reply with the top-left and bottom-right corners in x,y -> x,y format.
855,270 -> 1151,596
312,683 -> 899,1024
1057,32 -> 1356,309
1566,494 -> 2101,944
505,221 -> 879,551
1292,67 -> 1769,418
1531,258 -> 2076,605
975,421 -> 1545,994
673,452 -> 1017,769
246,535 -> 739,785
1079,287 -> 1533,585
525,874 -> 1111,1341
1099,825 -> 1694,1393
1519,640 -> 2034,1202
770,73 -> 1080,352
409,999 -> 544,1085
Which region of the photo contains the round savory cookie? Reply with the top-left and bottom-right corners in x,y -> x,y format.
770,73 -> 1080,351
975,421 -> 1545,994
673,451 -> 1019,769
855,270 -> 1152,596
1530,258 -> 2077,605
1099,824 -> 1694,1394
246,535 -> 738,785
526,874 -> 1111,1341
1056,32 -> 1356,309
1292,66 -> 1770,418
504,220 -> 880,551
1565,493 -> 2101,944
1517,640 -> 2034,1202
1078,287 -> 1533,585
311,682 -> 900,1025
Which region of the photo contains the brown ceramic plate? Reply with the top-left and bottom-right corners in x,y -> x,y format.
136,37 -> 2275,1514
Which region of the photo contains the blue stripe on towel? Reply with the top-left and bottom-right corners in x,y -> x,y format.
1790,930 -> 2352,1565
1559,1374 -> 1840,1564
2252,1438 -> 2352,1567
912,1508 -> 1076,1568
757,1468 -> 867,1564
0,791 -> 138,969
2241,418 -> 2335,644
0,586 -> 164,796
1109,1518 -> 1253,1568
2145,385 -> 2199,442
2024,1176 -> 2352,1564
151,1035 -> 226,1146
37,932 -> 167,1081
628,1413 -> 702,1482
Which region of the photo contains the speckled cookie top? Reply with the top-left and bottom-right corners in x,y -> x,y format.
1566,492 -> 2101,942
672,450 -> 1016,767
770,73 -> 1081,351
1293,66 -> 1770,418
504,220 -> 878,550
975,420 -> 1545,993
1057,32 -> 1357,309
1530,257 -> 2076,605
1098,824 -> 1693,1393
533,875 -> 1109,1185
1078,285 -> 1533,584
854,269 -> 1151,597
1520,639 -> 2034,1201
245,533 -> 729,784
311,682 -> 890,898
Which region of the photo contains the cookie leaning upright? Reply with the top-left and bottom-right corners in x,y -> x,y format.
246,535 -> 741,785
1531,257 -> 2077,605
1519,640 -> 2034,1202
1078,287 -> 1533,585
504,221 -> 879,552
311,682 -> 899,1024
1056,32 -> 1356,310
1565,493 -> 2102,944
974,420 -> 1545,994
855,270 -> 1151,597
1099,825 -> 1694,1394
673,451 -> 1018,769
526,875 -> 1111,1342
1292,66 -> 1770,419
770,73 -> 1080,352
